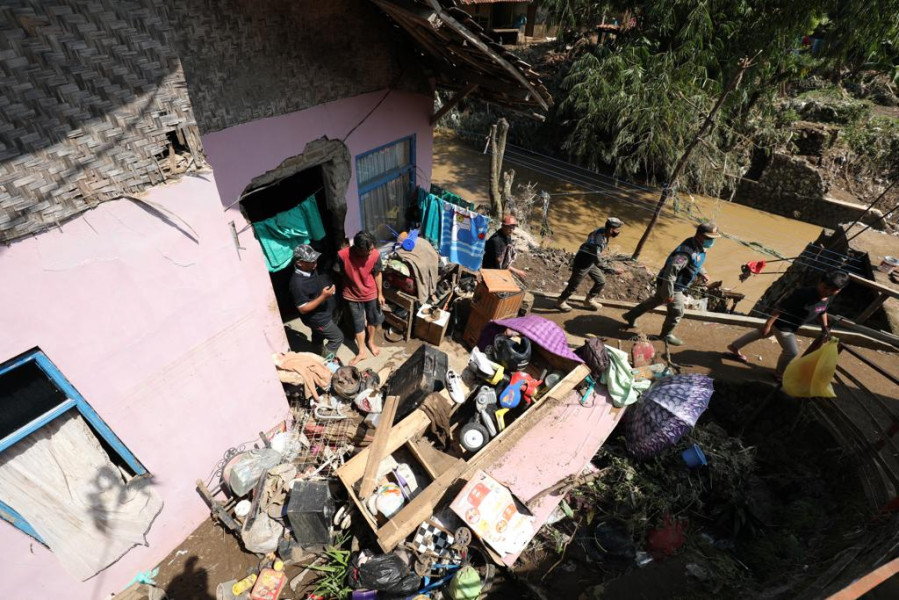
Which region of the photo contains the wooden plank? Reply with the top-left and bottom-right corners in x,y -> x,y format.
374,364 -> 591,551
430,83 -> 478,124
406,436 -> 463,480
529,291 -> 899,351
848,272 -> 899,299
337,408 -> 431,483
825,557 -> 899,600
840,345 -> 899,387
360,395 -> 401,499
855,293 -> 889,325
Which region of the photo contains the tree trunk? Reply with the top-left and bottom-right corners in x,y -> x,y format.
632,57 -> 753,260
502,168 -> 516,214
489,118 -> 510,217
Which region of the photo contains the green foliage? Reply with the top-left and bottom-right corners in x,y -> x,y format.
550,0 -> 899,194
842,114 -> 899,175
309,539 -> 353,600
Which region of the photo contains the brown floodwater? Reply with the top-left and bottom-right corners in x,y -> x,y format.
430,132 -> 824,306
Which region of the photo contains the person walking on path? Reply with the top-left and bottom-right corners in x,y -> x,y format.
482,214 -> 533,314
556,217 -> 625,312
725,269 -> 848,381
289,244 -> 343,357
622,222 -> 721,346
336,231 -> 385,365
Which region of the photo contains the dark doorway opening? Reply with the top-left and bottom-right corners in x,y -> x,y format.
239,166 -> 338,323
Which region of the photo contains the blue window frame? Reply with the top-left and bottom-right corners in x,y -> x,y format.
0,348 -> 146,544
356,135 -> 416,237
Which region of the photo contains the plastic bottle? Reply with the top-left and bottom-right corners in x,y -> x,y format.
232,573 -> 257,595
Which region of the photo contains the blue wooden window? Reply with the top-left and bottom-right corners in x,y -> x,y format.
356,135 -> 416,237
0,348 -> 146,544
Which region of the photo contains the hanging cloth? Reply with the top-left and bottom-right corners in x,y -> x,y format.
439,203 -> 489,271
417,188 -> 443,246
252,195 -> 326,272
602,346 -> 651,407
0,412 -> 163,581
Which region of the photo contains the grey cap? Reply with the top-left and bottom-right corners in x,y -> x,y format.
293,244 -> 321,263
606,217 -> 624,229
696,222 -> 721,238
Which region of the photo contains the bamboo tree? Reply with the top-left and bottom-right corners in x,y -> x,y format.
632,57 -> 753,260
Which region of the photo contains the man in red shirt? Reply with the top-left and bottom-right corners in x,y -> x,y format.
336,231 -> 385,365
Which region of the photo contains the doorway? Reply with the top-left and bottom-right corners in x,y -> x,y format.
240,166 -> 337,322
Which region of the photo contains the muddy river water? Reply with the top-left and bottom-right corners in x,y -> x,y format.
430,133 -> 823,306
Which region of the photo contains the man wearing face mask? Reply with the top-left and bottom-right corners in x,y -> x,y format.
556,217 -> 625,312
622,222 -> 721,346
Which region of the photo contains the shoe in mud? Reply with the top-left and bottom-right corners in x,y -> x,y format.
585,297 -> 603,310
556,300 -> 574,312
623,312 -> 638,328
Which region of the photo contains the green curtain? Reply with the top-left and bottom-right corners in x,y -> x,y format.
252,195 -> 327,272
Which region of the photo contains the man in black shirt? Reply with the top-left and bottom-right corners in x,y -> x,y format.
725,270 -> 849,380
481,214 -> 532,314
289,244 -> 343,357
556,217 -> 624,312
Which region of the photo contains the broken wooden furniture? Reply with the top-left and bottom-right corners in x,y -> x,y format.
383,287 -> 417,342
336,364 -> 591,553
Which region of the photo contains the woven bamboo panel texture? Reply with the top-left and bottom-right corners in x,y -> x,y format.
0,0 -> 205,244
164,0 -> 428,135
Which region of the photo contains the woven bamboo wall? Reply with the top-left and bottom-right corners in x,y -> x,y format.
0,0 -> 202,244
165,0 -> 427,135
0,0 -> 427,244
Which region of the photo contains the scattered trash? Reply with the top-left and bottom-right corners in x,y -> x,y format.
681,443 -> 708,468
224,449 -> 283,497
249,567 -> 286,600
348,550 -> 420,595
647,514 -> 688,558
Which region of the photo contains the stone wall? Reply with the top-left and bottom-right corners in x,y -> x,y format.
733,153 -> 885,230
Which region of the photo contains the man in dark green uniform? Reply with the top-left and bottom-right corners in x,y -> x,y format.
622,222 -> 721,346
555,217 -> 624,312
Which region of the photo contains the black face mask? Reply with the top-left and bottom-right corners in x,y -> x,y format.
609,230 -> 620,237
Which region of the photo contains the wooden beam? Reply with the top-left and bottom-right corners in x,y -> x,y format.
840,344 -> 899,387
431,83 -> 477,124
373,364 -> 591,551
529,291 -> 899,351
848,272 -> 899,300
855,292 -> 889,325
423,0 -> 549,111
825,557 -> 899,600
359,395 -> 401,499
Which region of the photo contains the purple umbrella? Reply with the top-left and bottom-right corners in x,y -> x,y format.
626,374 -> 714,460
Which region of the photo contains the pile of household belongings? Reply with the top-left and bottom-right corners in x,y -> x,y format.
197,321 -> 693,598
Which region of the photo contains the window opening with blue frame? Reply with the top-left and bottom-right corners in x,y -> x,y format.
0,348 -> 147,543
356,136 -> 415,238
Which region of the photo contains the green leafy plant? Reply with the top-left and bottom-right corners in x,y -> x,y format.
309,537 -> 353,600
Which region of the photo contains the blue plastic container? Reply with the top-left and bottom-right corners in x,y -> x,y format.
681,443 -> 707,468
401,228 -> 419,251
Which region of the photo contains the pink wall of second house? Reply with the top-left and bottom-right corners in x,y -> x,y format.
0,174 -> 289,599
202,90 -> 434,350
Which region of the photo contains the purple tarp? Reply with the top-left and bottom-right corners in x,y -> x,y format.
478,315 -> 584,365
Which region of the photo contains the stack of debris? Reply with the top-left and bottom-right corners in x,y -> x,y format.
195,316 -> 682,598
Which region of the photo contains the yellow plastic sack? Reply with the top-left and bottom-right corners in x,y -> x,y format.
782,338 -> 839,398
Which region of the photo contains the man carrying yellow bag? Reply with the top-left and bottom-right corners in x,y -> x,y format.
724,270 -> 849,382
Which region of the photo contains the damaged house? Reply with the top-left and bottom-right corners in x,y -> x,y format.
0,0 -> 549,597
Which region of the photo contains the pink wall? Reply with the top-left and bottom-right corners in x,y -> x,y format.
201,89 -> 435,351
0,174 -> 289,599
